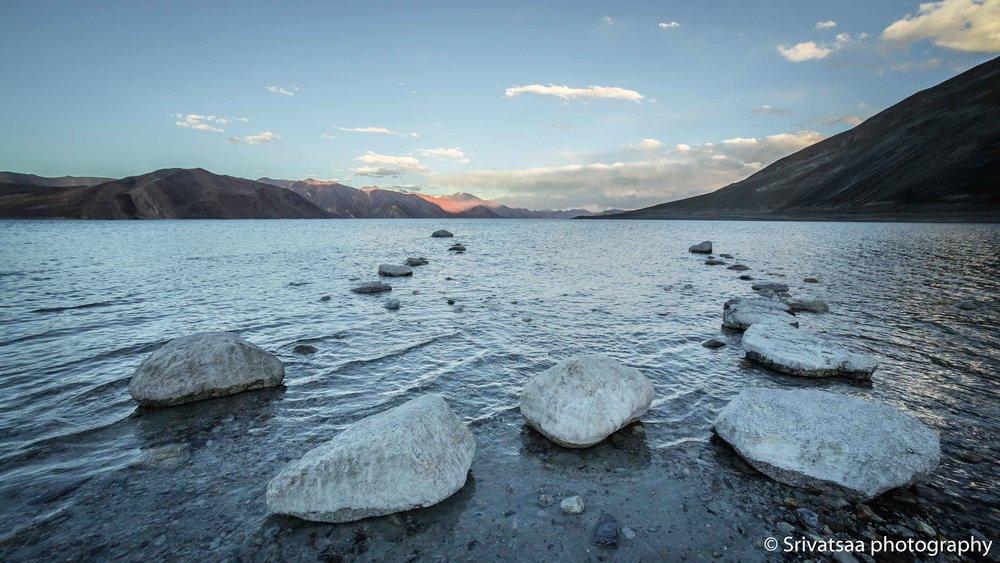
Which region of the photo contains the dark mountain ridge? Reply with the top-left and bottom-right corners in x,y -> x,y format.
0,168 -> 331,219
0,172 -> 113,187
592,56 -> 1000,223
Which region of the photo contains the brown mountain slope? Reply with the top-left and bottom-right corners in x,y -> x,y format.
0,168 -> 331,219
594,56 -> 1000,222
0,172 -> 113,187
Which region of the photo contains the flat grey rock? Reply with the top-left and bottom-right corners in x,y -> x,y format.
404,257 -> 428,267
378,264 -> 413,277
129,332 -> 284,407
520,354 -> 654,448
722,297 -> 797,331
351,281 -> 392,294
705,259 -> 726,266
448,243 -> 466,252
430,230 -> 453,237
714,388 -> 940,500
689,241 -> 712,254
727,264 -> 750,271
785,298 -> 830,313
266,394 -> 475,523
752,281 -> 789,292
741,322 -> 877,380
384,298 -> 401,310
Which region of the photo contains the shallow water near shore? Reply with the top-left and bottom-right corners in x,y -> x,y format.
0,218 -> 997,561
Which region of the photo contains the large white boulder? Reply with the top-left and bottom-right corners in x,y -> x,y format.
266,394 -> 475,523
520,354 -> 654,448
722,297 -> 798,331
714,388 -> 940,500
742,322 -> 877,380
689,241 -> 712,254
129,332 -> 284,407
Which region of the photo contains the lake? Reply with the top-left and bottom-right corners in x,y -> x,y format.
0,219 -> 997,560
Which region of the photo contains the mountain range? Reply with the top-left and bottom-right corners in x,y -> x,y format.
591,56 -> 999,222
0,170 -> 604,220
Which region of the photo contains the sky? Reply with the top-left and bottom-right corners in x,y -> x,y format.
1,0 -> 997,211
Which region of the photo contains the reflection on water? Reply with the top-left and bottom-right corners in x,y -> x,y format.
0,218 -> 997,555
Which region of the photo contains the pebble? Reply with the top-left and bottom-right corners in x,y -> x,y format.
913,519 -> 935,537
701,338 -> 725,349
622,527 -> 636,540
384,298 -> 400,310
738,274 -> 754,281
958,450 -> 983,463
775,521 -> 795,536
538,494 -> 554,507
885,524 -> 915,539
796,507 -> 820,529
560,495 -> 585,514
319,295 -> 331,302
855,504 -> 883,522
803,277 -> 820,283
447,298 -> 455,305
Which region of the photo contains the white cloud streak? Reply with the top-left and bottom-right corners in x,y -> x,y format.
264,85 -> 295,96
777,41 -> 834,62
815,20 -> 837,29
420,147 -> 470,163
504,84 -> 645,102
337,126 -> 420,138
659,21 -> 681,29
244,131 -> 280,144
882,0 -> 1000,52
352,152 -> 429,177
174,114 -> 227,133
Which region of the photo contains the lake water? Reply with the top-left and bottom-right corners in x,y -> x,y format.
0,219 -> 997,560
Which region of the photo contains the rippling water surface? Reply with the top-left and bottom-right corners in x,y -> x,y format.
0,219 -> 997,558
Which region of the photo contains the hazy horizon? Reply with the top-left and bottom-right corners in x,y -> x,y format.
1,0 -> 997,211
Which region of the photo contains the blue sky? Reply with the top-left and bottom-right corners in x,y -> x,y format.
1,0 -> 997,209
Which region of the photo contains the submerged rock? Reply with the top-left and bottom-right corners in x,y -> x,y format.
702,338 -> 726,349
129,332 -> 285,407
560,495 -> 585,514
378,264 -> 413,277
722,297 -> 797,331
803,277 -> 820,284
266,394 -> 475,523
785,298 -> 830,313
384,298 -> 401,310
705,259 -> 726,266
448,243 -> 466,252
293,344 -> 317,355
404,257 -> 429,267
738,274 -> 754,281
741,322 -> 877,380
752,281 -> 789,292
727,264 -> 750,271
351,281 -> 392,294
431,229 -> 453,238
719,253 -> 734,259
689,241 -> 713,254
714,388 -> 940,500
594,513 -> 620,547
520,354 -> 654,448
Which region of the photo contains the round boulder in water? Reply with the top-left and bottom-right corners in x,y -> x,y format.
520,354 -> 654,448
714,388 -> 940,500
431,229 -> 454,238
266,394 -> 475,523
722,297 -> 797,331
129,332 -> 285,407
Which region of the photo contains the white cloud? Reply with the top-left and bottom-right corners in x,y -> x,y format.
659,21 -> 681,30
244,131 -> 280,144
428,131 -> 825,210
352,152 -> 428,177
891,57 -> 943,72
420,147 -> 470,163
504,84 -> 645,102
238,117 -> 250,122
337,126 -> 420,138
338,126 -> 393,135
264,85 -> 295,96
881,0 -> 1000,53
811,114 -> 864,127
174,114 -> 226,133
777,41 -> 834,62
634,138 -> 664,150
750,105 -> 792,115
602,16 -> 615,26
816,20 -> 837,29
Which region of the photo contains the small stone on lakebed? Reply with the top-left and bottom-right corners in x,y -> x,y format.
594,513 -> 620,548
702,338 -> 726,349
293,344 -> 317,355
